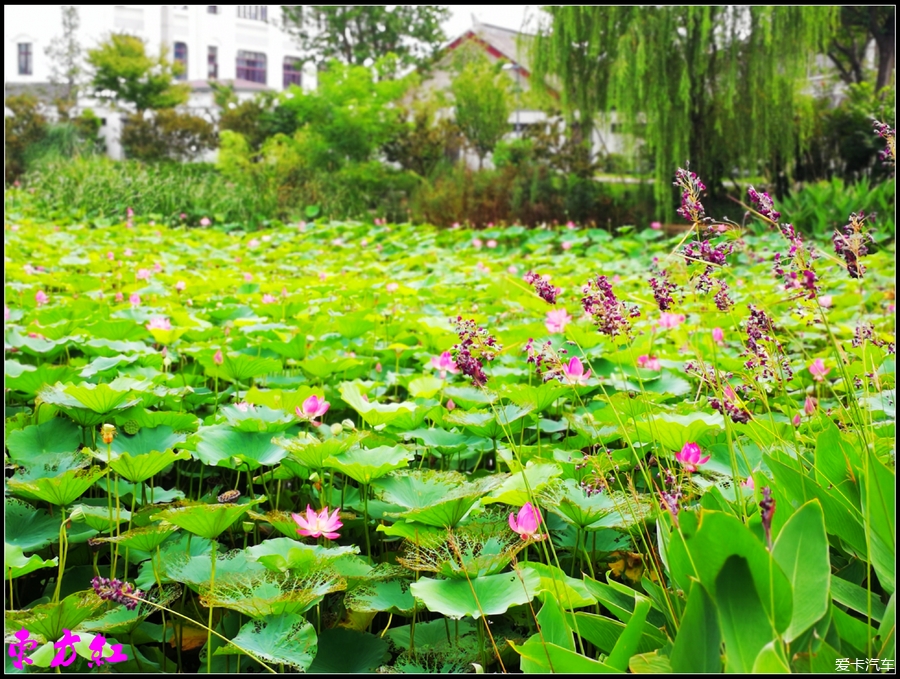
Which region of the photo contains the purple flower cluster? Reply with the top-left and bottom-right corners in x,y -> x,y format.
684,362 -> 752,423
524,338 -> 566,382
747,186 -> 781,222
743,305 -> 793,382
451,316 -> 501,387
713,280 -> 734,312
873,119 -> 895,165
833,212 -> 874,280
852,322 -> 893,352
523,271 -> 561,305
673,167 -> 707,223
682,239 -> 733,267
708,395 -> 752,424
648,263 -> 677,311
581,275 -> 639,338
658,468 -> 682,526
91,576 -> 143,610
760,486 -> 776,550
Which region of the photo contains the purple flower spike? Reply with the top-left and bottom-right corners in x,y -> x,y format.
92,576 -> 143,610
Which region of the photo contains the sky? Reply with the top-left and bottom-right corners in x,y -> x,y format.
444,5 -> 539,40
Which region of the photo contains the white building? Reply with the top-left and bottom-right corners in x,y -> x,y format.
4,5 -> 316,158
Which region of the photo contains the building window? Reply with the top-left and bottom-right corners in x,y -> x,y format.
283,57 -> 302,89
207,6 -> 218,13
174,42 -> 188,80
18,43 -> 33,75
236,50 -> 266,84
208,46 -> 218,80
237,6 -> 267,22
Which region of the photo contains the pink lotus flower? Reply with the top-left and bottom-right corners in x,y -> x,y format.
4,306 -> 9,320
545,308 -> 572,334
819,295 -> 833,308
793,414 -> 802,427
509,502 -> 546,541
566,220 -> 576,229
386,282 -> 399,293
561,241 -> 573,250
809,358 -> 830,382
262,294 -> 277,304
153,262 -> 163,273
375,362 -> 382,372
561,356 -> 591,385
676,442 -> 710,473
175,281 -> 186,292
243,272 -> 253,282
712,327 -> 724,344
430,351 -> 459,378
200,217 -> 211,226
318,272 -> 327,281
129,293 -> 141,307
124,249 -> 133,257
296,395 -> 329,420
213,349 -> 224,365
137,268 -> 151,281
126,207 -> 134,218
723,384 -> 737,402
658,312 -> 686,329
233,402 -> 251,412
248,238 -> 260,248
115,292 -> 124,303
742,476 -> 754,490
637,355 -> 661,371
650,221 -> 662,230
106,251 -> 115,261
292,505 -> 342,540
446,399 -> 456,411
472,238 -> 484,249
486,239 -> 498,248
35,290 -> 48,306
146,317 -> 171,331
804,396 -> 817,416
507,265 -> 518,275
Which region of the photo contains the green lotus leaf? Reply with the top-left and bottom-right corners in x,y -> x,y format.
62,381 -> 144,414
376,471 -> 504,528
386,618 -> 475,653
410,568 -> 540,619
5,417 -> 83,463
244,386 -> 322,414
522,562 -> 598,609
375,521 -> 445,542
80,354 -> 139,378
152,498 -> 262,539
540,478 -> 642,530
5,499 -> 60,552
113,407 -> 201,433
441,386 -> 497,409
344,579 -> 419,616
187,425 -> 288,470
444,403 -> 534,438
7,465 -> 108,507
220,403 -> 296,433
201,352 -> 283,383
5,329 -> 71,358
213,613 -> 317,672
299,354 -> 364,379
400,428 -> 491,453
633,411 -> 725,452
500,381 -> 569,412
5,363 -> 78,398
324,445 -> 414,485
7,590 -> 106,643
339,382 -> 426,429
147,326 -> 189,345
69,503 -> 131,532
111,425 -> 187,457
99,523 -> 180,551
5,543 -> 58,580
97,477 -> 185,506
407,375 -> 443,399
307,627 -> 389,673
247,537 -> 360,564
275,431 -> 366,469
102,449 -> 192,484
482,461 -> 563,507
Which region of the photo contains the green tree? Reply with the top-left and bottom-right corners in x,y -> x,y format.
281,5 -> 449,73
44,5 -> 83,114
826,7 -> 895,93
87,33 -> 189,112
531,7 -> 840,215
451,56 -> 512,169
4,94 -> 48,183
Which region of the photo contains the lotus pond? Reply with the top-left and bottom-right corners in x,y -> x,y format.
3,179 -> 896,673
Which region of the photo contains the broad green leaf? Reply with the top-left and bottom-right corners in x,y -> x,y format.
214,613 -> 317,672
7,465 -> 108,507
103,449 -> 191,484
344,579 -> 418,616
152,498 -> 262,540
5,418 -> 83,463
509,636 -> 619,673
324,446 -> 413,485
188,425 -> 288,470
483,462 -> 562,507
407,375 -> 443,399
752,640 -> 791,673
670,581 -> 722,673
376,470 -> 503,527
714,555 -> 778,673
339,382 -> 422,428
860,450 -> 896,595
4,499 -> 60,552
307,627 -> 388,673
523,562 -> 597,610
772,500 -> 830,642
410,568 -> 540,619
5,543 -> 57,579
607,595 -> 652,672
830,577 -> 886,623
110,425 -> 186,458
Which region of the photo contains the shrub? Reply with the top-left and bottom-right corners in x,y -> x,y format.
121,109 -> 217,163
4,94 -> 48,184
779,176 -> 896,238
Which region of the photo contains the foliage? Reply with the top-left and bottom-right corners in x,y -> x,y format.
86,33 -> 189,112
825,7 -> 896,93
531,7 -> 841,218
3,160 -> 897,672
382,93 -> 462,178
121,109 -> 217,163
5,94 -> 48,184
451,54 -> 512,168
280,5 -> 450,73
44,5 -> 83,114
779,176 -> 896,238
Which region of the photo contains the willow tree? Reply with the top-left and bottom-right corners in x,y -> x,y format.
531,6 -> 839,216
